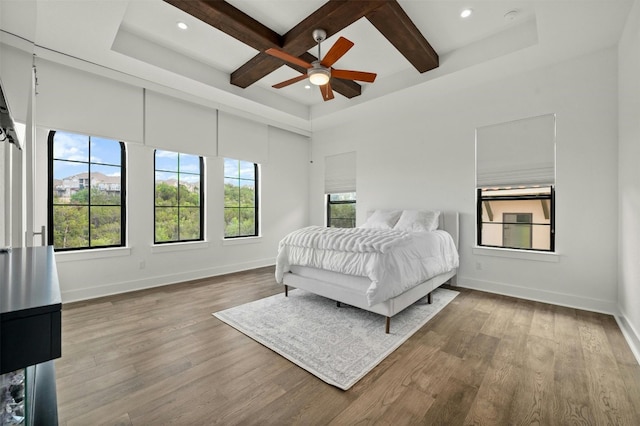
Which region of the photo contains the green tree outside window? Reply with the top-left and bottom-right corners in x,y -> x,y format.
224,158 -> 258,238
154,150 -> 203,243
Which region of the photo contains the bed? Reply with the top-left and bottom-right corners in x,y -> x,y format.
275,210 -> 459,333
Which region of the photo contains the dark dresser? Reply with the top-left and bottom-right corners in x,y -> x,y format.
1,246 -> 61,425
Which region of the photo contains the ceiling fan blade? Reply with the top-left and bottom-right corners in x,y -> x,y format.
320,36 -> 354,68
272,74 -> 308,89
265,48 -> 313,69
320,82 -> 334,101
331,69 -> 377,83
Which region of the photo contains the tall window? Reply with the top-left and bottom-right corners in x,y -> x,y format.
477,186 -> 554,251
224,158 -> 258,238
48,131 -> 125,250
476,114 -> 555,252
154,150 -> 204,243
327,192 -> 356,228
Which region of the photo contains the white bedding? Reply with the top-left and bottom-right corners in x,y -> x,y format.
275,226 -> 459,306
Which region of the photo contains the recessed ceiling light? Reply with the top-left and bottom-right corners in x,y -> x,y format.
304,85 -> 311,90
177,22 -> 188,30
460,8 -> 473,18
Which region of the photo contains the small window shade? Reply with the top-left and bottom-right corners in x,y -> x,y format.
35,58 -> 144,144
144,90 -> 217,157
476,114 -> 555,187
217,111 -> 269,164
324,151 -> 356,194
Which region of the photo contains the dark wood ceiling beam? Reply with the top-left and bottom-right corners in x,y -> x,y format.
230,54 -> 284,88
162,0 -> 280,50
232,1 -> 387,91
366,1 -> 439,73
165,0 -> 365,98
165,0 -> 440,100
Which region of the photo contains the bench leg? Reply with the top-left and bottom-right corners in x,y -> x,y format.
284,285 -> 288,297
427,292 -> 432,304
385,316 -> 391,334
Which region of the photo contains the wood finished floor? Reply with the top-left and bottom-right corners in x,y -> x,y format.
55,266 -> 640,425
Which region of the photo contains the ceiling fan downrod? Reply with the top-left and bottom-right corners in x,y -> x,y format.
308,29 -> 330,86
312,28 -> 327,59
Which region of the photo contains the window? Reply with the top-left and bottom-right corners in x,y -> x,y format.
327,192 -> 356,228
48,131 -> 125,250
224,158 -> 258,238
477,186 -> 554,251
476,114 -> 556,252
154,150 -> 204,243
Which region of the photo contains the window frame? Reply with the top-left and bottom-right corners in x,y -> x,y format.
47,130 -> 127,251
476,186 -> 555,252
326,192 -> 357,228
153,150 -> 205,244
223,160 -> 259,239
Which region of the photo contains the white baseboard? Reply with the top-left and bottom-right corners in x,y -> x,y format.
61,258 -> 276,303
615,310 -> 640,366
456,276 -> 618,315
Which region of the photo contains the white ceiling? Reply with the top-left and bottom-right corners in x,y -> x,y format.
0,0 -> 634,131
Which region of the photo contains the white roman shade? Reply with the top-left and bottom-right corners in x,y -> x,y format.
144,90 -> 217,156
35,58 -> 144,143
476,114 -> 555,187
0,44 -> 32,123
324,151 -> 356,194
217,111 -> 269,164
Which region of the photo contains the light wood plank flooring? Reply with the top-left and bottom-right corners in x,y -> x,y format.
55,267 -> 640,425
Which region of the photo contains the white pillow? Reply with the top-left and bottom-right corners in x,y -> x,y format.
393,210 -> 440,232
360,209 -> 403,229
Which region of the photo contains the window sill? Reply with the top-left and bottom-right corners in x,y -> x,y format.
151,241 -> 209,253
55,247 -> 131,262
473,246 -> 560,263
222,236 -> 262,246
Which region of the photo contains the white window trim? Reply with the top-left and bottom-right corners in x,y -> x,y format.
473,246 -> 559,262
55,247 -> 131,262
222,236 -> 262,246
151,241 -> 209,253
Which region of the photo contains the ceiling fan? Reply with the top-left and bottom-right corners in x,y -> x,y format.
265,29 -> 377,101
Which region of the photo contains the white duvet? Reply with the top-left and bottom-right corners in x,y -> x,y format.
275,226 -> 459,306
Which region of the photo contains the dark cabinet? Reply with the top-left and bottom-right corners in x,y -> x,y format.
1,246 -> 61,425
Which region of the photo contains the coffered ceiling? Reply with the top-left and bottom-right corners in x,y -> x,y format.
0,0 -> 634,131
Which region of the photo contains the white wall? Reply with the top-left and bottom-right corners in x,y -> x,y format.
618,0 -> 640,360
311,47 -> 619,314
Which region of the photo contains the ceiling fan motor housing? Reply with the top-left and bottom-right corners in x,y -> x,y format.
308,62 -> 330,85
312,28 -> 327,43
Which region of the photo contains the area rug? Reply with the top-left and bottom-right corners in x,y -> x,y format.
213,287 -> 458,390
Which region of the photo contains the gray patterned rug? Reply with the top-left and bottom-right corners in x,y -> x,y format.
213,287 -> 458,390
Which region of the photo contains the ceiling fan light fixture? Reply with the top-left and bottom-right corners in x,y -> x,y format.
308,67 -> 330,86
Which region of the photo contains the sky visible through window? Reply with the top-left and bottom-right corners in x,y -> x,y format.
155,150 -> 201,184
52,131 -> 121,178
223,158 -> 255,184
